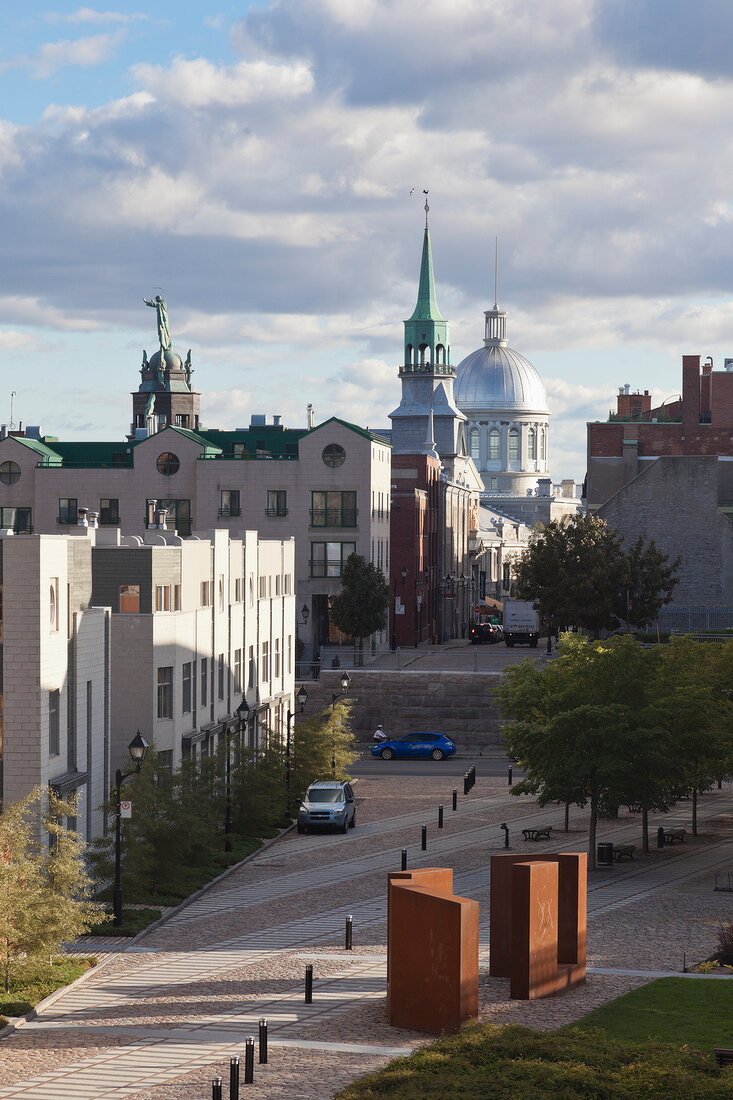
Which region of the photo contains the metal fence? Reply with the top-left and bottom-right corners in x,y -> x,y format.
658,607 -> 733,633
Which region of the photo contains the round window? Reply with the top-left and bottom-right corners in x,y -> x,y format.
0,461 -> 21,485
322,443 -> 346,468
157,452 -> 180,476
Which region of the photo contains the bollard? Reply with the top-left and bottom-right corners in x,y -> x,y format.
452,789 -> 457,812
230,1056 -> 240,1100
212,1077 -> 223,1100
345,914 -> 353,951
657,826 -> 665,849
500,822 -> 509,849
258,1018 -> 268,1064
305,963 -> 313,1003
469,766 -> 476,789
508,765 -> 513,786
244,1037 -> 255,1084
463,773 -> 469,796
438,804 -> 444,829
401,848 -> 407,871
421,824 -> 427,851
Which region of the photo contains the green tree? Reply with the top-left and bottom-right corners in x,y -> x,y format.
291,699 -> 359,800
497,634 -> 672,867
512,514 -> 678,637
615,536 -> 680,629
329,553 -> 389,660
0,789 -> 102,993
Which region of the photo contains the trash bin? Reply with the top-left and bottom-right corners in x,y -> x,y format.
597,842 -> 614,867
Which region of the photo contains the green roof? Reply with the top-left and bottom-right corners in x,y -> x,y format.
408,228 -> 445,323
311,417 -> 392,445
160,425 -> 222,457
198,426 -> 307,458
42,440 -> 133,468
12,436 -> 64,465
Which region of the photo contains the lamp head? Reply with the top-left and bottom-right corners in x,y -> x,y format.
301,603 -> 310,624
296,684 -> 308,710
340,670 -> 351,693
128,731 -> 149,768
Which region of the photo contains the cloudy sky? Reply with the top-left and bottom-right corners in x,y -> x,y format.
2,0 -> 733,481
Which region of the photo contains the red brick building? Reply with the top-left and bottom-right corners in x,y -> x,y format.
390,453 -> 441,647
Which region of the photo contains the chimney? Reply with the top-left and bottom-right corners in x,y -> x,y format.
307,404 -> 315,429
273,414 -> 282,427
681,354 -> 701,447
77,507 -> 89,528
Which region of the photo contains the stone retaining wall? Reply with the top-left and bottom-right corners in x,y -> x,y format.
297,669 -> 505,754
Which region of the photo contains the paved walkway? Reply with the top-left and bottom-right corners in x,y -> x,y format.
1,779 -> 733,1098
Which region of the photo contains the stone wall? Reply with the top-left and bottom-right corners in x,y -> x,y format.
297,668 -> 505,754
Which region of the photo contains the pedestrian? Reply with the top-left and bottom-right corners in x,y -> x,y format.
373,723 -> 387,743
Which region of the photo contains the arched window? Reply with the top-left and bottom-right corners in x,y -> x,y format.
470,428 -> 480,464
418,343 -> 431,367
528,427 -> 537,460
405,344 -> 413,368
436,343 -> 445,365
540,428 -> 547,461
488,428 -> 500,461
508,428 -> 519,461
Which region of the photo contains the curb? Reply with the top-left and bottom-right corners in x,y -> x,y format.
0,822 -> 295,1042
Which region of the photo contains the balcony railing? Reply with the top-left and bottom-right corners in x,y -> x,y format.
310,559 -> 345,578
310,509 -> 358,528
217,506 -> 241,518
266,506 -> 288,517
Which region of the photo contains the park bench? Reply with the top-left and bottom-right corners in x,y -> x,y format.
522,827 -> 552,842
664,827 -> 686,844
613,844 -> 636,861
626,803 -> 642,814
714,1049 -> 733,1067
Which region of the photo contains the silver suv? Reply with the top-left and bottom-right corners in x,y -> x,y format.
297,780 -> 356,834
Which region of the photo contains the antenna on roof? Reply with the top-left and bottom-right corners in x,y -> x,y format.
494,237 -> 499,309
9,391 -> 16,430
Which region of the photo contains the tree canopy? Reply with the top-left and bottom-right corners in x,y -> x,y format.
497,634 -> 733,866
329,553 -> 389,645
511,514 -> 678,635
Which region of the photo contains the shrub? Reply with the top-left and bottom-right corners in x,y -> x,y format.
716,920 -> 733,966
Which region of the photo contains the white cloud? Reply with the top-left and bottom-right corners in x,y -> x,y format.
46,8 -> 147,24
131,56 -> 313,108
0,32 -> 125,79
0,297 -> 99,332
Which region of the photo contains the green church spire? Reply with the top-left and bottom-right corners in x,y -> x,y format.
402,194 -> 451,374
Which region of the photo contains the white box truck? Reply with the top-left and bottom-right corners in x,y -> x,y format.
503,599 -> 540,647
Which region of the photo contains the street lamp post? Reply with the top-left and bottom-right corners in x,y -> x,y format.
113,732 -> 149,927
286,684 -> 308,815
331,670 -> 351,777
226,699 -> 252,852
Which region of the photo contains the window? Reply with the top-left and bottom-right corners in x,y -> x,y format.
152,498 -> 191,536
259,576 -> 267,598
182,662 -> 192,713
99,498 -> 120,525
49,690 -> 60,756
218,653 -> 225,700
0,461 -> 20,485
57,498 -> 78,525
157,667 -> 173,718
0,507 -> 32,533
528,427 -> 537,461
174,414 -> 189,428
310,541 -> 356,578
234,649 -> 242,692
158,750 -> 173,772
261,641 -> 270,682
157,452 -> 180,476
470,428 -> 480,463
155,585 -> 171,612
488,429 -> 500,461
275,574 -> 281,596
249,574 -> 254,606
311,491 -> 357,527
284,574 -> 291,594
219,490 -> 240,518
248,645 -> 256,689
201,580 -> 212,606
218,574 -> 225,612
233,442 -> 246,458
201,658 -> 208,706
266,490 -> 287,517
173,584 -> 181,611
119,584 -> 140,613
50,579 -> 58,631
540,428 -> 547,461
508,428 -> 519,461
321,443 -> 346,468
274,638 -> 280,679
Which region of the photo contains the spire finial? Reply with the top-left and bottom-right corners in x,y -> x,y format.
423,189 -> 429,229
494,236 -> 499,309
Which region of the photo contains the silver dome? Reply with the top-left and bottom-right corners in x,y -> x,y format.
455,344 -> 549,413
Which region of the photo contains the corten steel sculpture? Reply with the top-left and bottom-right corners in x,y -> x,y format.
489,853 -> 586,1000
387,868 -> 478,1033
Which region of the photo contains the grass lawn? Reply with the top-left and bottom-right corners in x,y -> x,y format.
0,957 -> 96,1023
336,980 -> 733,1099
88,908 -> 162,937
572,977 -> 733,1050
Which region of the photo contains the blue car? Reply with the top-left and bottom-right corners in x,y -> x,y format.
371,732 -> 457,761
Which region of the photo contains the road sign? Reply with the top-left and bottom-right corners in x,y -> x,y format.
120,800 -> 132,819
